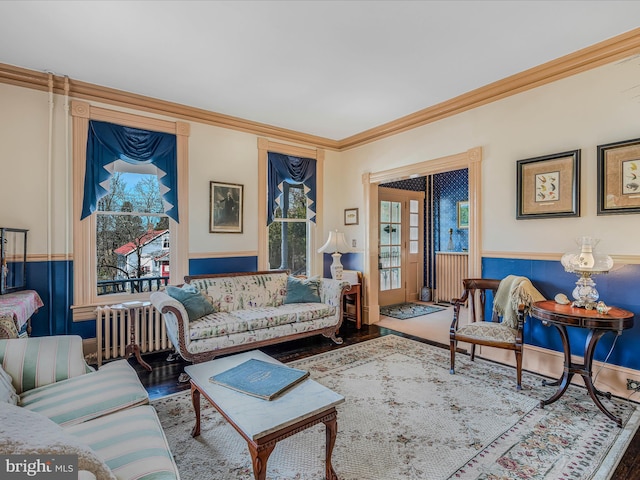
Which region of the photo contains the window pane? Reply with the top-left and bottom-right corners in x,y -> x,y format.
391,201 -> 401,223
410,227 -> 418,241
268,220 -> 307,275
410,213 -> 418,227
380,224 -> 391,245
95,170 -> 169,296
410,240 -> 418,254
380,201 -> 391,222
410,199 -> 419,213
273,183 -> 306,220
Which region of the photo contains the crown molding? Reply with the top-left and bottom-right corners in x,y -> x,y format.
1,28 -> 639,151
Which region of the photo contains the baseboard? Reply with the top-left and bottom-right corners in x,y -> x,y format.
477,344 -> 640,401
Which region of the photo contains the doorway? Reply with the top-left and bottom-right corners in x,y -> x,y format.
364,147 -> 482,325
378,187 -> 425,306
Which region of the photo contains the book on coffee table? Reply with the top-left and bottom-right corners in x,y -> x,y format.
209,358 -> 310,400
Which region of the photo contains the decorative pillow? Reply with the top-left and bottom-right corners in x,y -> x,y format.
284,275 -> 322,304
166,284 -> 216,321
0,403 -> 116,480
0,365 -> 18,405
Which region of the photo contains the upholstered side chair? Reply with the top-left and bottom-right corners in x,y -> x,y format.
449,278 -> 527,390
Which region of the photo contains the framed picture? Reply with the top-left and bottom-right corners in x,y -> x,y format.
516,150 -> 580,219
597,137 -> 640,215
457,200 -> 469,229
210,181 -> 243,233
344,208 -> 359,225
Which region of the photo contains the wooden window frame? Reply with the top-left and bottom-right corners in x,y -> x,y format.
71,101 -> 190,320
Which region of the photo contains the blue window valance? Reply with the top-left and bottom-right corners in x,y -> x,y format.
267,152 -> 316,226
81,120 -> 179,222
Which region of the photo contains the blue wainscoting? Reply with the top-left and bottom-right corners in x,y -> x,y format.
321,252 -> 365,279
189,256 -> 258,275
483,257 -> 640,371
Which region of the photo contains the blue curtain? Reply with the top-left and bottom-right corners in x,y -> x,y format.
81,120 -> 179,222
267,152 -> 316,225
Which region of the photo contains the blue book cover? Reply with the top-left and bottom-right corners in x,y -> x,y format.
209,358 -> 310,400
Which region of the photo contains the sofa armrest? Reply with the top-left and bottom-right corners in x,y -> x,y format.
0,335 -> 91,394
318,278 -> 351,324
150,291 -> 191,358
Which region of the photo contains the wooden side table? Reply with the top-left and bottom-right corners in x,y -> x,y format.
110,301 -> 153,372
342,283 -> 361,329
530,300 -> 634,427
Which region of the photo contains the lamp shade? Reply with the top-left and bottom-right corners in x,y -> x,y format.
317,230 -> 350,254
560,236 -> 613,274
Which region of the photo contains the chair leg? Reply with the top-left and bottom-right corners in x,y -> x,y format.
470,344 -> 476,362
515,350 -> 523,390
449,340 -> 456,374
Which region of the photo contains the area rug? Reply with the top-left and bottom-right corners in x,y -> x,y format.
152,335 -> 640,480
380,302 -> 445,319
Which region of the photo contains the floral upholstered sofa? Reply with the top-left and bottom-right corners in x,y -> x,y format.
150,270 -> 349,364
0,335 -> 179,480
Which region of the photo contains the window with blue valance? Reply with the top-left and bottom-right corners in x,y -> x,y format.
267,152 -> 316,225
81,120 -> 179,222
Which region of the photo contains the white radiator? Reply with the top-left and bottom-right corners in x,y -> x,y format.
95,304 -> 172,367
435,252 -> 469,303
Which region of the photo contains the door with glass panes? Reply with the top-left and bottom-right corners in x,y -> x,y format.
378,187 -> 424,306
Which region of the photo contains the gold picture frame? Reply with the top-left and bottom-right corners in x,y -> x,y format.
344,208 -> 359,225
457,201 -> 469,229
516,150 -> 581,219
597,137 -> 640,215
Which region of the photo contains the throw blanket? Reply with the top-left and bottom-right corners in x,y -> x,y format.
493,275 -> 545,329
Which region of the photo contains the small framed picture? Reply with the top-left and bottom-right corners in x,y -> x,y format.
457,201 -> 469,229
597,137 -> 640,215
210,181 -> 243,233
344,208 -> 359,225
516,150 -> 581,219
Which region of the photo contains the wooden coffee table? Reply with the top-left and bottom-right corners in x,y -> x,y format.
184,350 -> 345,480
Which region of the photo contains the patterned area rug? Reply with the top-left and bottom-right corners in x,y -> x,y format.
380,302 -> 445,319
153,335 -> 640,480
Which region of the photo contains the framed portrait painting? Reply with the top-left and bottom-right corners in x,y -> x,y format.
516,150 -> 581,220
597,137 -> 640,215
210,181 -> 243,233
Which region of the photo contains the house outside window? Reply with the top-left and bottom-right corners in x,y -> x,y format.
95,166 -> 170,295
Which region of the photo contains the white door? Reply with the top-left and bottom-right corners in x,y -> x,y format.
378,187 -> 424,306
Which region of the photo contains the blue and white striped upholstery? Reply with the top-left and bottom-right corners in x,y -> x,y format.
0,335 -> 92,394
65,405 -> 180,480
20,360 -> 149,427
0,364 -> 19,405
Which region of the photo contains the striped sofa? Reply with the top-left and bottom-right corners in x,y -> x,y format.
0,335 -> 179,480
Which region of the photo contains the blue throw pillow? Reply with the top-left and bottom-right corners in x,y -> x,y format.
284,276 -> 322,304
166,284 -> 215,321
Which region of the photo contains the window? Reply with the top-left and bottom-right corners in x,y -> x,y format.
268,183 -> 309,275
257,138 -> 324,275
71,101 -> 189,319
95,162 -> 170,296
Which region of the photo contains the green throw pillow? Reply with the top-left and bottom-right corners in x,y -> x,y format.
284,276 -> 322,304
166,284 -> 215,321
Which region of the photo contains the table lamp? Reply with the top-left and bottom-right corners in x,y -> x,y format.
560,236 -> 613,309
318,230 -> 350,280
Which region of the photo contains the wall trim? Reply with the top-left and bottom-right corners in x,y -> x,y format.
190,251 -> 258,259
483,251 -> 640,265
1,29 -> 639,151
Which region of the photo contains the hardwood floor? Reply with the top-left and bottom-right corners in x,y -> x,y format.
128,321 -> 639,479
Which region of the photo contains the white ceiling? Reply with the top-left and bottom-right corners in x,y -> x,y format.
1,1 -> 639,140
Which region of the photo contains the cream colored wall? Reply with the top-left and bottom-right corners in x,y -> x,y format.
333,57 -> 640,257
0,83 -> 264,258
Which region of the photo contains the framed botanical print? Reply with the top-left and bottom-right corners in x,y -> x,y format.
597,137 -> 640,215
516,150 -> 581,219
210,181 -> 243,233
457,201 -> 469,229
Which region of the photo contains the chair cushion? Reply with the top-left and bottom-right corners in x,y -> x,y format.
19,360 -> 148,427
0,335 -> 91,394
0,403 -> 116,480
456,322 -> 518,343
65,405 -> 179,480
284,275 -> 321,304
0,364 -> 19,405
166,284 -> 215,321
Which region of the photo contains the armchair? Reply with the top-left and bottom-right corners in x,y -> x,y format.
449,278 -> 529,390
